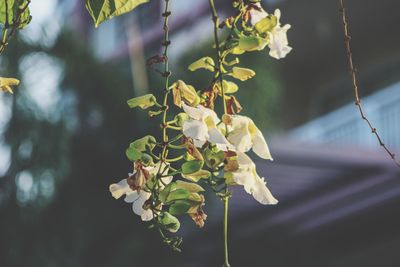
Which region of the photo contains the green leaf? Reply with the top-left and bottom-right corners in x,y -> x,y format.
182,170 -> 211,182
159,183 -> 173,203
229,67 -> 256,81
237,35 -> 266,52
130,135 -> 157,152
188,57 -> 215,72
160,181 -> 204,203
187,192 -> 203,203
165,189 -> 190,204
204,147 -> 225,169
127,94 -> 160,109
0,0 -> 31,29
169,200 -> 192,216
174,113 -> 189,127
125,147 -> 142,162
126,135 -> 156,162
174,180 -> 204,193
85,0 -> 149,27
181,160 -> 203,175
158,212 -> 180,233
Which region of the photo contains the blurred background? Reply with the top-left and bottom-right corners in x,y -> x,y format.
1,0 -> 400,266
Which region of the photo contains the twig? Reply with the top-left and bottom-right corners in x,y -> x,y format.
0,0 -> 31,54
339,0 -> 400,167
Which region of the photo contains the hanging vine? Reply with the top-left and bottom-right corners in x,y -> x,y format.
339,0 -> 400,167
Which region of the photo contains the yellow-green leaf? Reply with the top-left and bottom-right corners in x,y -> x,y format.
182,170 -> 211,182
228,67 -> 256,81
85,0 -> 149,28
127,94 -> 160,109
0,0 -> 31,29
237,35 -> 267,52
188,57 -> 215,72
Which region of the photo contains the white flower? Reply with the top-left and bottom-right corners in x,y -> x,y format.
249,2 -> 269,25
231,152 -> 277,205
182,102 -> 234,151
267,10 -> 292,60
249,5 -> 292,59
226,115 -> 272,160
109,162 -> 172,221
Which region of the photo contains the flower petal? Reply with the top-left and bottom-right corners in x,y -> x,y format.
227,116 -> 253,152
249,3 -> 268,25
124,191 -> 140,203
183,119 -> 209,143
198,105 -> 220,125
251,176 -> 278,205
141,209 -> 154,221
268,24 -> 292,60
208,127 -> 234,151
109,179 -> 133,199
251,127 -> 273,160
132,191 -> 152,219
182,102 -> 204,120
232,152 -> 277,205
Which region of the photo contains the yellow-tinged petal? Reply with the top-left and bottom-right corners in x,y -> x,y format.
0,77 -> 20,94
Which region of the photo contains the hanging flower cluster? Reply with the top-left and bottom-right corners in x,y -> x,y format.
108,0 -> 291,253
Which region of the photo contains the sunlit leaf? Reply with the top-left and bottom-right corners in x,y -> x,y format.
228,67 -> 256,81
127,94 -> 160,109
0,0 -> 31,29
174,180 -> 204,193
188,57 -> 215,72
85,0 -> 149,27
182,169 -> 211,182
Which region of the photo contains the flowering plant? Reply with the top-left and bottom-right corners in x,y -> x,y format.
0,0 -> 292,266
103,0 -> 291,265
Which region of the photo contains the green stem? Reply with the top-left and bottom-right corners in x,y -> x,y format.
208,0 -> 231,266
208,0 -> 227,115
161,0 -> 171,146
223,196 -> 230,267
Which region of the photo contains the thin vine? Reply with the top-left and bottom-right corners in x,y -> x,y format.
339,0 -> 400,167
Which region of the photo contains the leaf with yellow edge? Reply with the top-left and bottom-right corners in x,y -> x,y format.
182,169 -> 211,182
188,57 -> 215,72
0,77 -> 20,94
127,94 -> 160,109
228,67 -> 256,81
